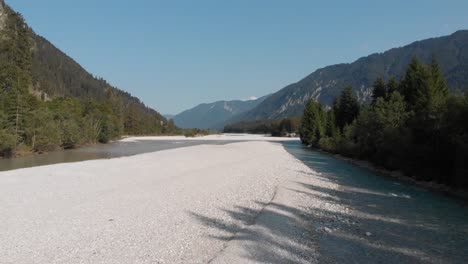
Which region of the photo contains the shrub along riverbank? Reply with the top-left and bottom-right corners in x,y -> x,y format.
299,57 -> 468,189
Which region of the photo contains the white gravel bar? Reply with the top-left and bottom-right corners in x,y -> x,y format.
0,138 -> 330,263
119,134 -> 299,142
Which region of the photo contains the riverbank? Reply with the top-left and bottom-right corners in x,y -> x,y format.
282,142 -> 468,263
0,135 -> 166,160
1,133 -> 296,160
0,141 -> 101,160
309,146 -> 468,201
0,139 -> 325,263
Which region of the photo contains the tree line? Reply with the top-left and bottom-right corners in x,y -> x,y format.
300,57 -> 468,188
0,8 -> 179,157
224,117 -> 301,136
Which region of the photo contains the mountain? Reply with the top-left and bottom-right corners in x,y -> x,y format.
173,96 -> 268,130
0,1 -> 178,156
236,30 -> 468,121
0,1 -> 173,135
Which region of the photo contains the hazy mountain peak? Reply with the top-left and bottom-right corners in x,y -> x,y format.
172,96 -> 269,130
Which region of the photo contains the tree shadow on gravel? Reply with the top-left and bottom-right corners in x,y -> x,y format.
189,142 -> 468,263
190,201 -> 318,264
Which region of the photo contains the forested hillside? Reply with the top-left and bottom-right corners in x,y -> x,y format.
0,2 -> 177,157
237,30 -> 468,121
299,57 -> 468,189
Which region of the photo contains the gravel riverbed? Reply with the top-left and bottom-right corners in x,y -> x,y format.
0,140 -> 334,263
4,137 -> 464,263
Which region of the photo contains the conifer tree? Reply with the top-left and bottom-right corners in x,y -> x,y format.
300,100 -> 326,146
386,77 -> 399,99
325,110 -> 340,139
336,86 -> 360,130
399,57 -> 428,110
372,77 -> 387,104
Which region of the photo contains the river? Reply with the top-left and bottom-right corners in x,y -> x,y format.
1,138 -> 467,263
0,139 -> 234,172
282,141 -> 468,263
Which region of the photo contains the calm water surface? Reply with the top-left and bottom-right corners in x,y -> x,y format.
0,140 -> 235,172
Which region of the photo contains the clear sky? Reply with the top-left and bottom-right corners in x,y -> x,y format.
7,0 -> 468,114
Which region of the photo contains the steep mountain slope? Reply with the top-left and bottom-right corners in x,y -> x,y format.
0,1 -> 170,135
238,30 -> 468,121
173,96 -> 268,129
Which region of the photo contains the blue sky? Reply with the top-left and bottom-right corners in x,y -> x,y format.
8,0 -> 468,114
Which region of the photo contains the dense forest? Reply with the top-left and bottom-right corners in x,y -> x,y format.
0,6 -> 179,157
224,117 -> 301,136
300,57 -> 468,189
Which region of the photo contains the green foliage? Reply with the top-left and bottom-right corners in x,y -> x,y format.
50,98 -> 85,148
386,77 -> 399,96
0,7 -> 180,157
325,110 -> 340,139
0,128 -> 15,157
399,57 -> 432,111
300,100 -> 326,146
317,136 -> 337,153
300,58 -> 468,189
352,92 -> 409,159
372,77 -> 387,104
335,86 -> 360,131
375,92 -> 408,129
224,117 -> 300,136
25,108 -> 61,152
336,125 -> 359,156
413,58 -> 449,117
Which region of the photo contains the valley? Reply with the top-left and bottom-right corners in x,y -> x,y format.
1,1 -> 468,263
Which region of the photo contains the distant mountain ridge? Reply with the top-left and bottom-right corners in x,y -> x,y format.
173,96 -> 268,129
235,30 -> 468,121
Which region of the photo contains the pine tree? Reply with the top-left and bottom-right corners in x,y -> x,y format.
372,77 -> 387,104
399,57 -> 430,110
336,86 -> 360,130
386,77 -> 399,98
374,92 -> 408,129
413,57 -> 449,116
0,9 -> 33,151
430,57 -> 448,96
325,110 -> 339,139
300,100 -> 326,146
